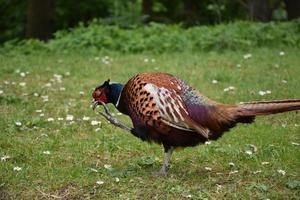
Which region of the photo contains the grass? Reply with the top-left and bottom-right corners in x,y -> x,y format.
0,47 -> 299,199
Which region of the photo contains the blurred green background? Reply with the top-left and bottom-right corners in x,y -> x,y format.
1,0 -> 299,43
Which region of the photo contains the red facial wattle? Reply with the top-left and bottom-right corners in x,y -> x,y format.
93,89 -> 108,104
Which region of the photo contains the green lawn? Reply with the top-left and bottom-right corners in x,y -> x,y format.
0,48 -> 299,199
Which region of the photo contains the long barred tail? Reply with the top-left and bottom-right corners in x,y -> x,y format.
207,99 -> 299,140
200,99 -> 299,140
236,99 -> 300,117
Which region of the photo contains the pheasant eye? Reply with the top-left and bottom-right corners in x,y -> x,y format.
93,90 -> 102,99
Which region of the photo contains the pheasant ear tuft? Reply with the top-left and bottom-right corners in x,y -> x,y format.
104,79 -> 110,86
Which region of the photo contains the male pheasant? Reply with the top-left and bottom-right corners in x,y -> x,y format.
92,72 -> 300,175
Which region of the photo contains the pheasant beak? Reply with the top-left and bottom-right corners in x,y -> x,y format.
92,85 -> 109,110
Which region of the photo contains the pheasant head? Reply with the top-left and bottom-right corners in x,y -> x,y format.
92,79 -> 124,110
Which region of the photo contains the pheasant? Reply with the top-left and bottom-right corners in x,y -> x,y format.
92,72 -> 300,175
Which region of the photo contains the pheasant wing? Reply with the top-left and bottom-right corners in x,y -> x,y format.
140,83 -> 210,138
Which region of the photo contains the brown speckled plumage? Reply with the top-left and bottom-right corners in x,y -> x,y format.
117,73 -> 211,144
93,72 -> 300,175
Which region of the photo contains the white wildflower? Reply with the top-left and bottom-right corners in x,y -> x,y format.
277,169 -> 286,175
243,53 -> 252,59
15,69 -> 21,73
253,170 -> 262,174
82,116 -> 90,121
115,177 -> 120,183
20,72 -> 26,77
66,115 -> 74,121
258,91 -> 266,96
281,80 -> 287,84
43,151 -> 51,155
291,142 -> 299,146
96,180 -> 104,185
102,56 -> 112,65
57,117 -> 64,121
11,82 -> 16,85
216,184 -> 222,191
44,83 -> 52,87
224,86 -> 235,92
15,121 -> 22,126
116,112 -> 122,116
245,150 -> 253,155
33,93 -> 39,97
47,118 -> 54,122
1,155 -> 10,161
90,168 -> 98,172
91,120 -> 101,126
104,164 -> 112,169
59,87 -> 66,91
205,167 -> 212,171
294,124 -> 299,127
40,113 -> 45,117
19,82 -> 26,87
95,128 -> 101,132
0,90 -> 3,95
79,91 -> 84,95
236,64 -> 241,68
262,162 -> 269,165
279,51 -> 285,56
4,81 -> 10,85
249,144 -> 257,152
212,80 -> 218,84
53,74 -> 62,82
13,166 -> 22,171
229,162 -> 235,167
229,170 -> 238,175
143,58 -> 149,63
258,90 -> 271,96
41,95 -> 49,102
205,141 -> 211,145
185,194 -> 192,198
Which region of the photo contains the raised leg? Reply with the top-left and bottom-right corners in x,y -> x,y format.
154,146 -> 174,176
95,101 -> 132,132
